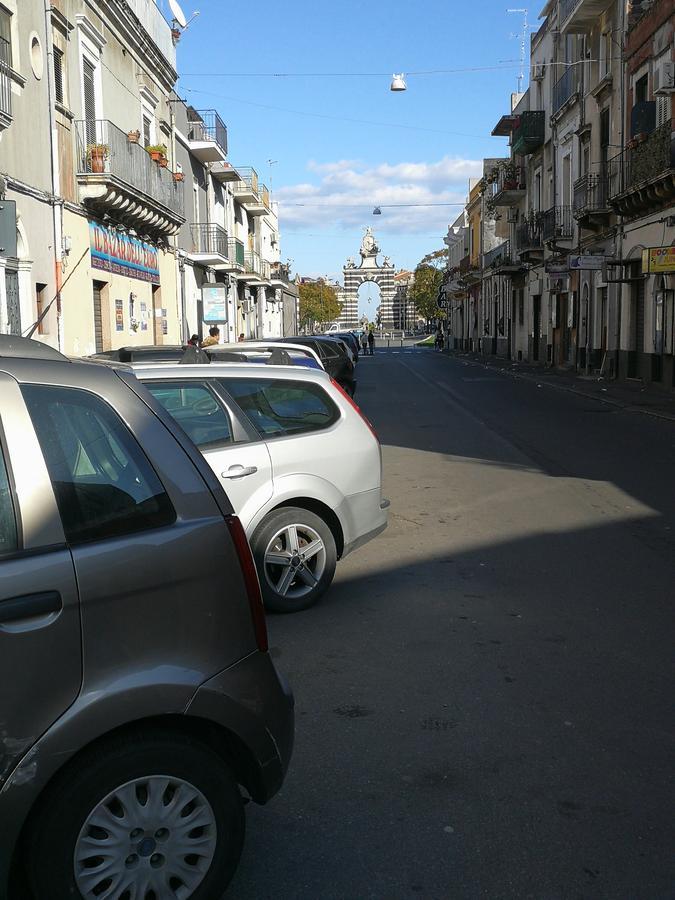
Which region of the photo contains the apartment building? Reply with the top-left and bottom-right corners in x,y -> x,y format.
446,0 -> 674,389
392,268 -> 416,329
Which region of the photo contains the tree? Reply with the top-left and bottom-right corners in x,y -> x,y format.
409,263 -> 445,322
298,281 -> 341,331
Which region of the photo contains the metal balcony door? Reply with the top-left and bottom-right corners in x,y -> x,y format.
5,269 -> 20,335
92,280 -> 105,353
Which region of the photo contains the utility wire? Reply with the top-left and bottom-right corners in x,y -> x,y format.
282,202 -> 465,208
180,63 -> 522,77
24,248 -> 89,339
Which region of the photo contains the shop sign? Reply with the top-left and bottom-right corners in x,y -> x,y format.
89,222 -> 160,284
642,246 -> 675,274
202,284 -> 228,323
545,260 -> 568,274
568,254 -> 605,270
115,298 -> 124,332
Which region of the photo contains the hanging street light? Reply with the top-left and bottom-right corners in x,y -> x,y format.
372,206 -> 382,215
390,73 -> 407,92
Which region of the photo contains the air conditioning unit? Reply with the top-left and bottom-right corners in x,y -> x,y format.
507,208 -> 519,223
531,64 -> 545,81
654,60 -> 675,95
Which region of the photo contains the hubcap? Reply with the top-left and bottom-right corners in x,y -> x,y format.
74,775 -> 217,899
263,522 -> 326,600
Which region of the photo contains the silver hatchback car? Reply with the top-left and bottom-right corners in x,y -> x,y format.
133,363 -> 390,612
0,337 -> 293,900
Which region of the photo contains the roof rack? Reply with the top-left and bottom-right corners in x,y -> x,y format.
0,335 -> 69,362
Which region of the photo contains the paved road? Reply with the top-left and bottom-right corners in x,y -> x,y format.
231,346 -> 675,900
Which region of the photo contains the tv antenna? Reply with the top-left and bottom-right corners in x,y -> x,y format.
507,8 -> 533,93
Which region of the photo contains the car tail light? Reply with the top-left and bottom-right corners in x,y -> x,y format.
330,378 -> 378,442
225,515 -> 268,653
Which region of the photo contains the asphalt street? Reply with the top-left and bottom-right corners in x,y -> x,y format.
231,344 -> 675,900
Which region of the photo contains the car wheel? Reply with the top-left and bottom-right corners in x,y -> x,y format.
25,730 -> 244,900
252,506 -> 337,613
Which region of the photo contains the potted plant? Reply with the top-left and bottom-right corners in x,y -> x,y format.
146,144 -> 168,166
173,171 -> 184,183
86,143 -> 109,173
127,129 -> 140,144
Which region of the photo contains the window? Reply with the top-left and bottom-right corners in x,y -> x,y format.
53,47 -> 64,104
599,30 -> 611,79
0,6 -> 12,68
635,73 -> 648,104
656,94 -> 669,128
222,378 -> 339,437
22,385 -> 175,544
0,443 -> 17,556
144,382 -> 233,449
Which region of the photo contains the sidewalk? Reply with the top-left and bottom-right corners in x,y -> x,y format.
442,348 -> 675,423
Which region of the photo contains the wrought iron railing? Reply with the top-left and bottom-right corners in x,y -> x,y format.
573,173 -> 608,217
75,119 -> 184,218
541,205 -> 573,240
607,122 -> 674,198
482,240 -> 511,270
245,250 -> 262,276
489,164 -> 526,199
516,213 -> 544,250
190,223 -> 228,257
552,67 -> 580,115
512,111 -> 545,155
0,36 -> 11,121
228,238 -> 245,266
187,109 -> 228,156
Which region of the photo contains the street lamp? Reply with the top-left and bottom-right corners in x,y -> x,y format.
390,74 -> 407,92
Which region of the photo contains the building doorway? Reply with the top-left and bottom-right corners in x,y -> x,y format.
92,280 -> 108,353
152,284 -> 164,344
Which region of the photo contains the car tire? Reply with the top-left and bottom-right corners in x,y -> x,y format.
252,506 -> 337,613
25,729 -> 245,900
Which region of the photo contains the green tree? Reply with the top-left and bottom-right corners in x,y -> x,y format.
298,281 -> 341,330
409,263 -> 445,322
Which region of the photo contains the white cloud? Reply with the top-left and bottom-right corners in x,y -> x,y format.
275,156 -> 482,236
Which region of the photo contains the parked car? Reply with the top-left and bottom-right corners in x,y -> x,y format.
0,336 -> 293,900
276,336 -> 356,395
89,342 -> 324,370
330,331 -> 361,360
132,362 -> 389,612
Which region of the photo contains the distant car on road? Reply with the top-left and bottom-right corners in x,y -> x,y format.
0,336 -> 293,900
132,361 -> 389,612
276,336 -> 356,395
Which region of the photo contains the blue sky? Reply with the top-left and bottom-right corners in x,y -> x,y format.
170,0 -> 535,310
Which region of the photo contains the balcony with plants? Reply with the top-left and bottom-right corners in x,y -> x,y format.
271,262 -> 293,284
485,162 -> 526,208
187,109 -> 228,164
607,121 -> 674,217
75,119 -> 185,239
511,111 -> 545,156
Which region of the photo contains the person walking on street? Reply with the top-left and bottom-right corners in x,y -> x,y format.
367,329 -> 375,356
201,326 -> 220,348
435,328 -> 445,352
360,331 -> 368,355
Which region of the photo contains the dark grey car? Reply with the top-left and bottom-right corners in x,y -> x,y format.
0,337 -> 293,900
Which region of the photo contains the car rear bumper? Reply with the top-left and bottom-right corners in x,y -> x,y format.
186,650 -> 295,803
339,490 -> 389,558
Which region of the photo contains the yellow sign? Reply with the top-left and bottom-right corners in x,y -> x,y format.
643,246 -> 675,274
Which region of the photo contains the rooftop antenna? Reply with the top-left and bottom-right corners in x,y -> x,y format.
507,8 -> 532,94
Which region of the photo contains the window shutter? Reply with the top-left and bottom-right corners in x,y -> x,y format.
53,48 -> 64,104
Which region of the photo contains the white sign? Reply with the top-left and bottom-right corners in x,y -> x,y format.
568,255 -> 605,270
202,285 -> 228,323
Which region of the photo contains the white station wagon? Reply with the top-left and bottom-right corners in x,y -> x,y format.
132,363 -> 389,612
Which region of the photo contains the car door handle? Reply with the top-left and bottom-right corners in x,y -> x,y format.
0,591 -> 62,624
221,465 -> 258,479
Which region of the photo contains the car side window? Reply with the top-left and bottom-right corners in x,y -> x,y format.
318,342 -> 338,359
0,442 -> 18,556
219,378 -> 339,438
143,381 -> 233,450
22,385 -> 175,545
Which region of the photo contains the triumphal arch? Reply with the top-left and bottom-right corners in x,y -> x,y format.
340,228 -> 395,328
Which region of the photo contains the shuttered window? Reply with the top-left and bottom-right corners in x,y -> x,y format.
82,56 -> 97,144
0,7 -> 11,68
53,47 -> 64,104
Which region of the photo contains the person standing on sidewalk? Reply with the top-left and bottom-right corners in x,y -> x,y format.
367,329 -> 375,356
360,331 -> 368,355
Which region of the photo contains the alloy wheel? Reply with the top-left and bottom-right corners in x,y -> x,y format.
263,522 -> 327,600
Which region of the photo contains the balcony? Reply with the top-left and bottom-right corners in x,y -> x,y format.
516,213 -> 544,254
559,0 -> 615,33
187,109 -> 228,163
486,164 -> 527,207
608,122 -> 675,217
482,240 -> 524,274
75,120 -> 185,238
228,237 -> 245,269
573,173 -> 610,223
0,36 -> 11,129
242,251 -> 271,283
552,67 -> 580,116
232,168 -> 271,215
188,223 -> 229,269
511,111 -> 545,155
211,162 -> 241,183
541,206 -> 573,242
271,262 -> 293,285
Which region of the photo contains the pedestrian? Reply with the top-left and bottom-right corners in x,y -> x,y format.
360,331 -> 368,355
201,325 -> 220,348
367,329 -> 375,356
187,334 -> 199,346
238,333 -> 245,342
435,328 -> 444,351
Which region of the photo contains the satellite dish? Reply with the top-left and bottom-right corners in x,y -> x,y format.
168,0 -> 188,28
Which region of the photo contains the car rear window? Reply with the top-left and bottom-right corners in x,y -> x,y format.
143,381 -> 233,450
219,378 -> 339,437
0,443 -> 17,556
22,385 -> 175,545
